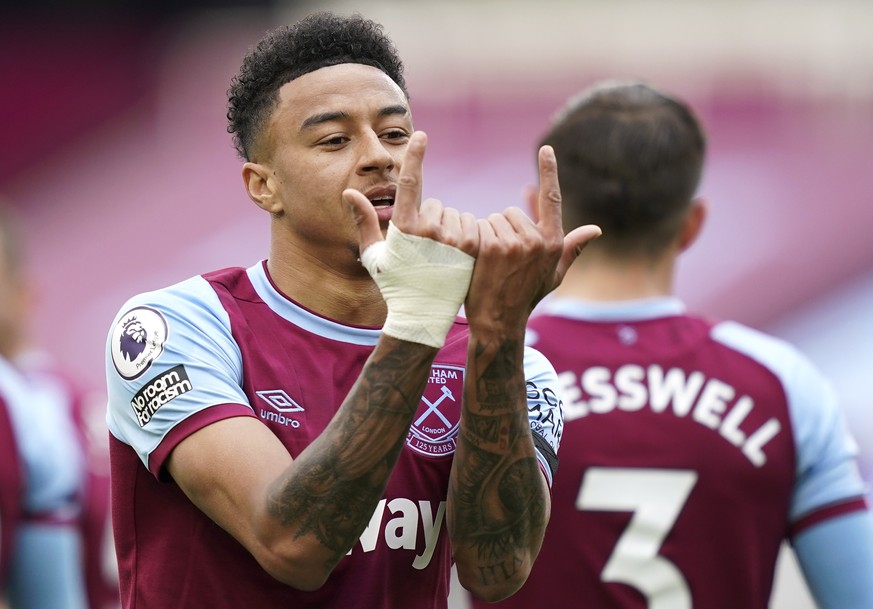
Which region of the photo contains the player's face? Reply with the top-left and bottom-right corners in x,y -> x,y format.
259,63 -> 412,257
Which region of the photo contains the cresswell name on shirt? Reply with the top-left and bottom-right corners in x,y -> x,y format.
558,364 -> 781,467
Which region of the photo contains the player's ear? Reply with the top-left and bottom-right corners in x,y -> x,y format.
523,184 -> 539,222
677,197 -> 707,252
242,162 -> 282,214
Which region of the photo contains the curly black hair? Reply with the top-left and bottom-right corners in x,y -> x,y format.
226,12 -> 408,161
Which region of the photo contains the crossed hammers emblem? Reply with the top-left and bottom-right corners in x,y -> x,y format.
415,385 -> 456,428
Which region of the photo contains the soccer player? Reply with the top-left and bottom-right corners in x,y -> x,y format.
15,357 -> 119,609
103,12 -> 600,609
471,80 -> 873,609
0,205 -> 91,609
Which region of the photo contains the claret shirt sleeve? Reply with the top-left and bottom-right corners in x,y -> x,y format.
105,275 -> 252,476
523,346 -> 564,487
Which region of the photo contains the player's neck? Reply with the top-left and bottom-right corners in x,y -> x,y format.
553,254 -> 675,302
266,244 -> 388,327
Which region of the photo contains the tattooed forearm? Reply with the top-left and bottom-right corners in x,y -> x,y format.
267,337 -> 435,566
472,339 -> 523,410
450,336 -> 549,589
450,434 -> 546,585
452,419 -> 543,543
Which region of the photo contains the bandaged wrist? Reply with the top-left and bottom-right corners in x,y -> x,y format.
361,222 -> 474,348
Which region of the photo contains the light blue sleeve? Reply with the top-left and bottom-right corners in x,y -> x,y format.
6,523 -> 88,609
0,358 -> 82,520
712,322 -> 867,519
105,275 -> 250,470
523,346 -> 564,487
793,510 -> 873,609
781,352 -> 867,521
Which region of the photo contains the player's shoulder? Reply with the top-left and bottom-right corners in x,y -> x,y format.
106,269 -> 246,376
110,267 -> 249,324
711,320 -> 810,367
114,274 -> 200,312
710,319 -> 829,397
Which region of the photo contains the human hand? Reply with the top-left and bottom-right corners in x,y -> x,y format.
343,130 -> 479,256
342,131 -> 479,348
465,145 -> 601,333
530,144 -> 602,299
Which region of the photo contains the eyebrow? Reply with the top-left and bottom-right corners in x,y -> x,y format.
299,105 -> 409,132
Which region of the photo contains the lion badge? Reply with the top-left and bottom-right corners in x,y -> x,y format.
111,306 -> 169,381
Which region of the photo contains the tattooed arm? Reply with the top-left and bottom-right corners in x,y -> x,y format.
167,337 -> 438,591
449,145 -> 601,601
447,207 -> 554,600
449,332 -> 551,602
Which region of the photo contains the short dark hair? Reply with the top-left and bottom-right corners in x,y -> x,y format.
227,11 -> 408,161
540,80 -> 706,257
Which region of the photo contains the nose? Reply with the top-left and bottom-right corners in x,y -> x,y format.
356,132 -> 396,175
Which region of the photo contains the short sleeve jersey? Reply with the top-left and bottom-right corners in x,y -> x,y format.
475,297 -> 869,609
105,262 -> 563,609
18,355 -> 118,609
0,354 -> 86,593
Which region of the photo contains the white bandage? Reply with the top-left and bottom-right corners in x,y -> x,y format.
361,222 -> 474,348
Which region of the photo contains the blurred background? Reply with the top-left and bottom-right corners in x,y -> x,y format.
2,1 -> 871,607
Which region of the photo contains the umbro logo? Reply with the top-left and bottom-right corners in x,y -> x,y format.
256,389 -> 304,413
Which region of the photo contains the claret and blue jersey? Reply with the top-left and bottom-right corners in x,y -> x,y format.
104,260 -> 563,609
474,296 -> 871,609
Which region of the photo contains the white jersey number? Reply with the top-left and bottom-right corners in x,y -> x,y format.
577,467 -> 698,609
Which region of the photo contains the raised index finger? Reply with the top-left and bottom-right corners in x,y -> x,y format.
392,130 -> 427,229
536,144 -> 563,240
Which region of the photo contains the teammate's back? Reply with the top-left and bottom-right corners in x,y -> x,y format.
471,80 -> 873,609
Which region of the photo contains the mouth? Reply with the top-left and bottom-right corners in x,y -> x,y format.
370,195 -> 394,209
363,185 -> 397,210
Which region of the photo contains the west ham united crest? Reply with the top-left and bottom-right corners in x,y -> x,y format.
406,364 -> 463,457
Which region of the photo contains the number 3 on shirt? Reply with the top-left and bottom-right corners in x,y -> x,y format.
577,467 -> 698,609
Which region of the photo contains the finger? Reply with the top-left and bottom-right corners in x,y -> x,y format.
343,188 -> 382,255
502,206 -> 538,239
441,206 -> 461,239
417,197 -> 444,237
393,130 -> 427,229
476,217 -> 497,250
459,212 -> 479,257
554,224 -> 603,283
485,211 -> 514,240
536,145 -> 563,237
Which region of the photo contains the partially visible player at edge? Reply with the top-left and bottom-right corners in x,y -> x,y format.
473,80 -> 873,609
103,11 -> 600,609
0,203 -> 105,609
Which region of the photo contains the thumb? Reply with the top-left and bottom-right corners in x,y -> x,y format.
555,224 -> 602,283
343,188 -> 383,256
